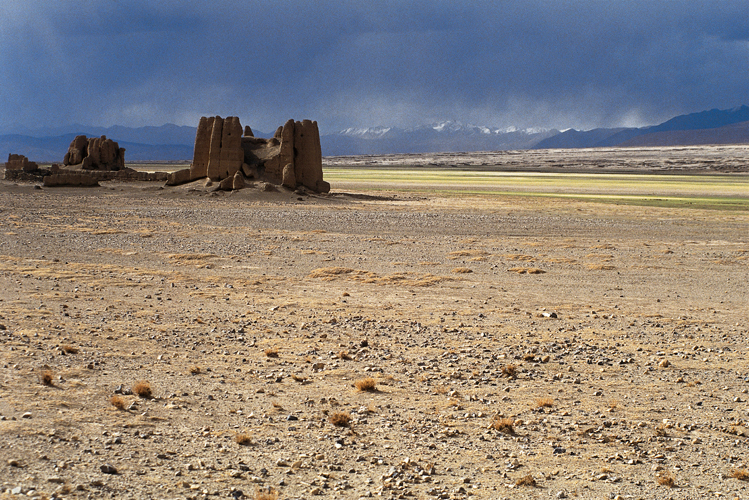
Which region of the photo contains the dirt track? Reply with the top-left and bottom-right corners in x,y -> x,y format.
0,169 -> 748,499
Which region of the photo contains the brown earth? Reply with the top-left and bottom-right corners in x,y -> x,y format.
0,157 -> 748,500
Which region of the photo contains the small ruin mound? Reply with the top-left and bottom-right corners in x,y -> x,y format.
64,135 -> 125,171
166,116 -> 330,193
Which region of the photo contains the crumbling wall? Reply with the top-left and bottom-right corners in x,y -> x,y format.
63,135 -> 126,171
167,116 -> 330,193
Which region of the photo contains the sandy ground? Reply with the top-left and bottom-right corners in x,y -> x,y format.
0,154 -> 748,500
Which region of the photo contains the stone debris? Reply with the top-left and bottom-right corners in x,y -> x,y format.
167,115 -> 330,193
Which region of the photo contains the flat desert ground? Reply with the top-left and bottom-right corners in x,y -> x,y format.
0,146 -> 748,500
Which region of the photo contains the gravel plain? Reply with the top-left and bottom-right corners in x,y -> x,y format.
0,151 -> 748,500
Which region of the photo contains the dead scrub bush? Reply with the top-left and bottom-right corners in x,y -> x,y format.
40,369 -> 54,386
254,488 -> 279,500
536,397 -> 554,408
501,365 -> 518,379
730,469 -> 749,481
264,347 -> 279,358
657,473 -> 676,487
110,396 -> 126,410
330,411 -> 351,427
489,416 -> 515,434
235,433 -> 253,446
355,377 -> 377,392
515,474 -> 536,487
133,380 -> 153,399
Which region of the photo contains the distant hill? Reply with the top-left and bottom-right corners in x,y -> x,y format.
619,120 -> 749,147
2,106 -> 748,161
533,105 -> 749,149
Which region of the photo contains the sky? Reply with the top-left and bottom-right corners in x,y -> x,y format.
1,1 -> 748,133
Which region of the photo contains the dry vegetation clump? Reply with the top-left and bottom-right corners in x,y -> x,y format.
508,267 -> 546,274
254,488 -> 279,500
308,267 -> 355,279
133,380 -> 153,399
189,365 -> 201,375
40,369 -> 54,386
110,396 -> 126,410
449,249 -> 489,259
329,411 -> 351,427
657,473 -> 676,487
355,377 -> 377,392
730,469 -> 749,481
234,433 -> 253,446
501,364 -> 518,379
489,416 -> 516,435
536,397 -> 554,408
655,423 -> 669,437
61,344 -> 79,354
515,474 -> 537,487
451,267 -> 473,274
264,347 -> 279,358
168,253 -> 217,261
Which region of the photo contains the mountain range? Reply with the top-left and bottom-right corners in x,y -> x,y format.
2,106 -> 748,162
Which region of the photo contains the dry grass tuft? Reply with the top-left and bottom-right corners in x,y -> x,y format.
110,395 -> 126,410
536,397 -> 554,408
515,474 -> 537,487
489,416 -> 515,434
308,267 -> 355,279
657,473 -> 676,487
235,433 -> 253,446
449,249 -> 489,258
730,469 -> 749,481
501,364 -> 518,379
264,347 -> 279,358
40,369 -> 54,386
168,253 -> 217,261
451,267 -> 473,274
61,344 -> 79,354
508,267 -> 546,274
355,377 -> 377,392
329,411 -> 351,427
133,380 -> 153,399
254,488 -> 279,500
189,365 -> 202,375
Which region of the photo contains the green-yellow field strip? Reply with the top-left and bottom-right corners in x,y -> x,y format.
324,168 -> 749,210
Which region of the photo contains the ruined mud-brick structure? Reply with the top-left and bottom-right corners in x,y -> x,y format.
4,135 -> 167,185
166,116 -> 330,193
64,135 -> 125,171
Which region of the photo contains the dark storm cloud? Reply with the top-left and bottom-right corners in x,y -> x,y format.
1,1 -> 747,132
